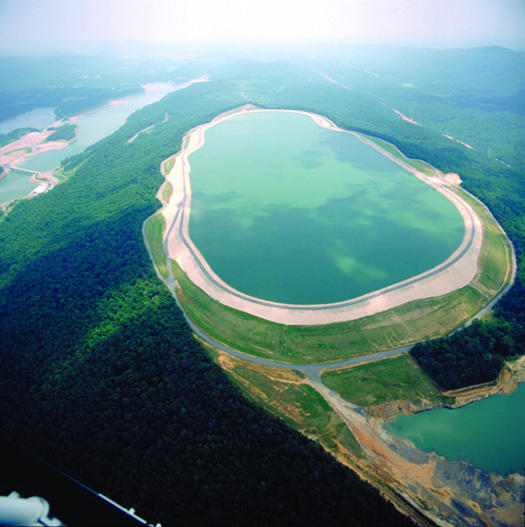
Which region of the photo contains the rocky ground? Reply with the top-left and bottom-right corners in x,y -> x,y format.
349,359 -> 525,526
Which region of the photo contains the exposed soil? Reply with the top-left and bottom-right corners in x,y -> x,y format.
0,130 -> 67,167
306,370 -> 524,527
443,173 -> 462,186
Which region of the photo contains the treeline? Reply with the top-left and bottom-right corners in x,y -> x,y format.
0,126 -> 38,148
410,320 -> 524,390
0,55 -> 180,122
0,78 -> 415,526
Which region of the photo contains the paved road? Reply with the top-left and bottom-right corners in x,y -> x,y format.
176,283 -> 410,374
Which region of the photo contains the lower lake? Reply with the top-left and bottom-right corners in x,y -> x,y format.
386,383 -> 525,476
19,82 -> 177,174
0,107 -> 57,135
187,110 -> 465,305
0,169 -> 39,203
0,82 -> 179,205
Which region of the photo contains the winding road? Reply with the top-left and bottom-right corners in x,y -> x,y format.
145,222 -> 412,379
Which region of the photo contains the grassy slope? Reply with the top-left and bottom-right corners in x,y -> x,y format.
144,214 -> 168,278
322,354 -> 453,409
205,346 -> 364,460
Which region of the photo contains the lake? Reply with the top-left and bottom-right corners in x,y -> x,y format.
0,107 -> 57,134
386,383 -> 525,476
187,110 -> 465,305
19,82 -> 177,173
0,169 -> 40,204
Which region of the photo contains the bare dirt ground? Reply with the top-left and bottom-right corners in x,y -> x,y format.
162,106 -> 484,325
0,129 -> 68,167
303,363 -> 524,527
442,134 -> 475,150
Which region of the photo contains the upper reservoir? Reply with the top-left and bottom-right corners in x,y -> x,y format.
386,383 -> 525,476
187,111 -> 465,305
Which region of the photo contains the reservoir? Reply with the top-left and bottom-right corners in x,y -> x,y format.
0,169 -> 39,203
0,107 -> 57,135
18,82 -> 177,174
187,111 -> 465,305
386,383 -> 525,476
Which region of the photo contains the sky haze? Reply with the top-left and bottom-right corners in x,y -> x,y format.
1,0 -> 524,52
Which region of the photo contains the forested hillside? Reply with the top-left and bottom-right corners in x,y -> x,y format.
0,47 -> 523,524
0,55 -> 185,122
0,78 -> 415,526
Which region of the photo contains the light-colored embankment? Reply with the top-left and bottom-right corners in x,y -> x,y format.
162,107 -> 484,325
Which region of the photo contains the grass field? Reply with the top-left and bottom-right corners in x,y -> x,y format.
322,354 -> 454,409
144,214 -> 168,278
161,181 -> 173,203
162,156 -> 176,176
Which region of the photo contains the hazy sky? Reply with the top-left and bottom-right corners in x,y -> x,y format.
1,0 -> 524,51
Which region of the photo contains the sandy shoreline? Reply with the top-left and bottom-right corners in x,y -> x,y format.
163,106 -> 484,325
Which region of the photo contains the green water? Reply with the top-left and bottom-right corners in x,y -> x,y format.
187,111 -> 465,304
0,170 -> 39,204
386,383 -> 525,476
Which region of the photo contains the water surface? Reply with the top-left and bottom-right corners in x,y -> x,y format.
386,383 -> 525,476
19,83 -> 176,173
187,111 -> 465,304
0,107 -> 57,134
0,170 -> 39,203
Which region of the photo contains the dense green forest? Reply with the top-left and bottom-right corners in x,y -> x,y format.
0,47 -> 523,524
410,319 -> 522,390
0,77 -> 416,526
